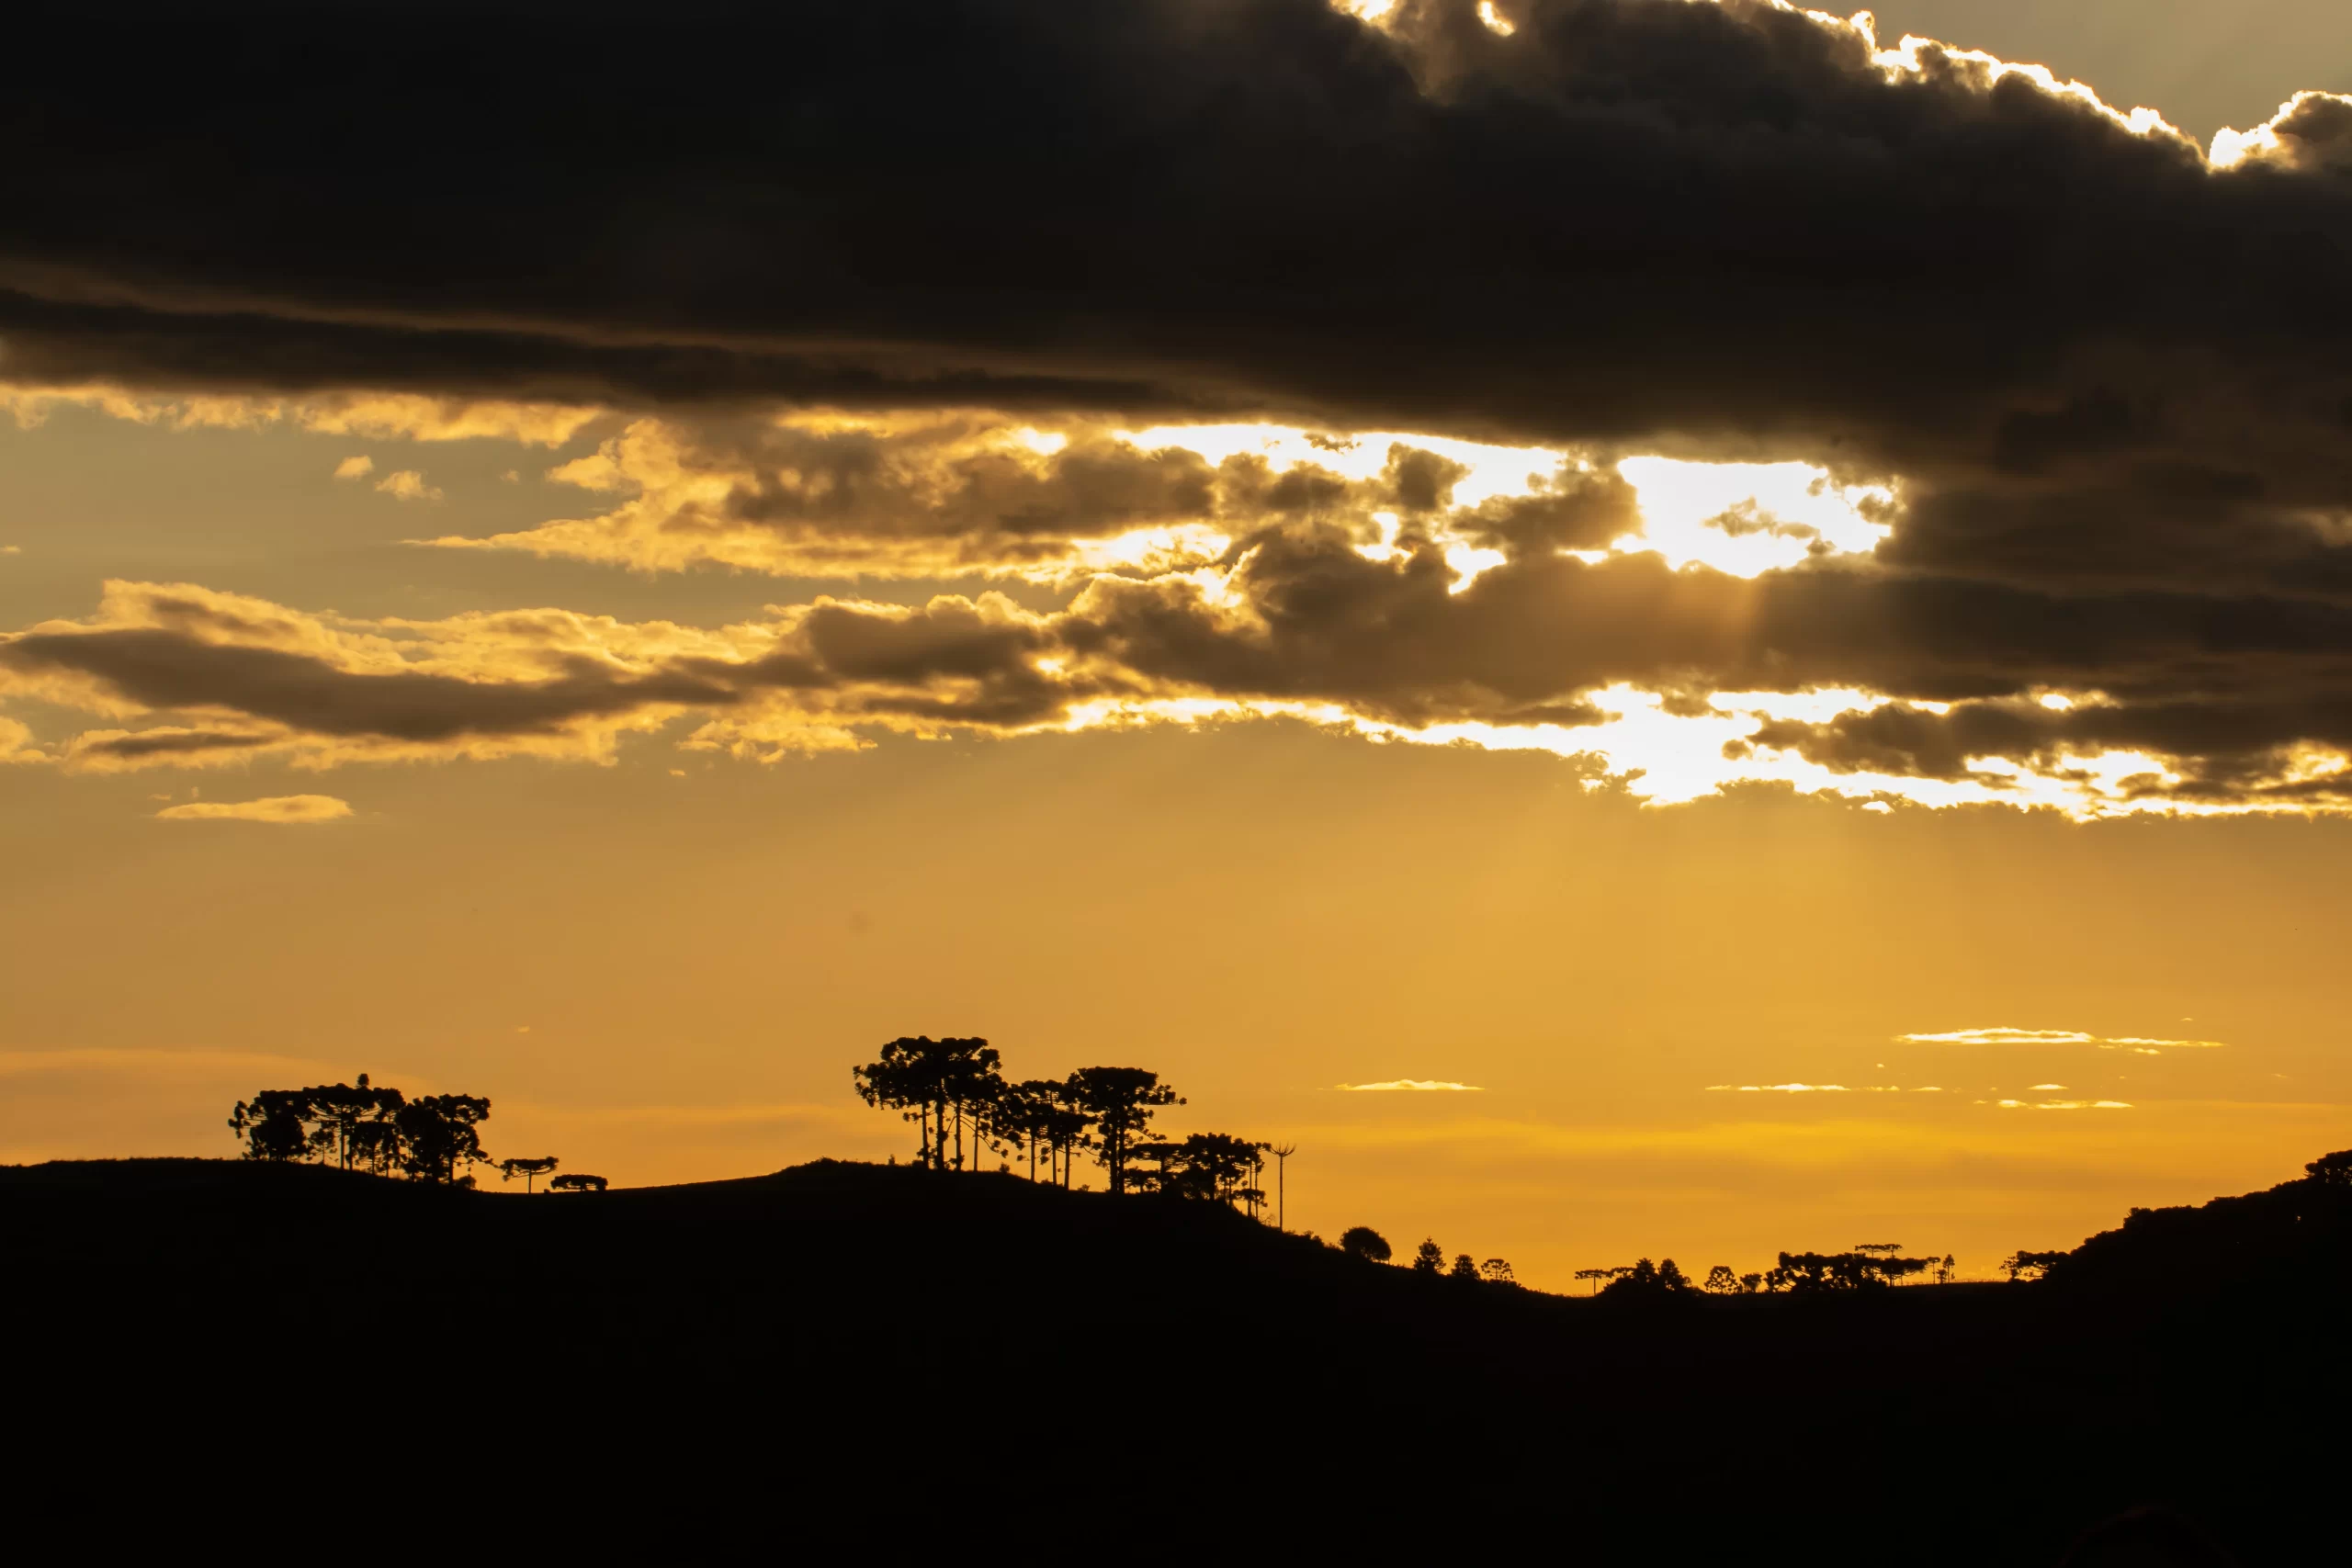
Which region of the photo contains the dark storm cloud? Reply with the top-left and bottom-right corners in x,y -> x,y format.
8,0 -> 2352,802
4,0 -> 2343,451
9,0 -> 2350,632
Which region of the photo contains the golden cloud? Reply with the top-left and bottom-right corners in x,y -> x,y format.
373,468 -> 443,502
153,794 -> 352,823
1900,1026 -> 2229,1054
0,383 -> 599,446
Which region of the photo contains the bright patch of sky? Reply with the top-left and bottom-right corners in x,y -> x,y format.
1612,456 -> 1891,575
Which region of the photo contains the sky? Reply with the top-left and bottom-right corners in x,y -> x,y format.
4,0 -> 2352,1288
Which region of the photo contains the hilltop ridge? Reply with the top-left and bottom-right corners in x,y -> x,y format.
5,1154 -> 2342,1561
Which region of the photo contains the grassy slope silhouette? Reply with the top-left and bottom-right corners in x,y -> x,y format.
4,1155 -> 2341,1560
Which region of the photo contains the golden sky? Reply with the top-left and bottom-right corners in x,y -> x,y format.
4,0 -> 2352,1288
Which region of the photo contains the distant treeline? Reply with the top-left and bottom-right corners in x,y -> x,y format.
238,1045 -> 2352,1302
227,1075 -> 597,1190
1567,1248 -> 1959,1298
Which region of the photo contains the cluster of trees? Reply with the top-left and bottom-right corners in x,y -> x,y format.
1410,1237 -> 1515,1283
227,1074 -> 598,1191
853,1037 -> 1277,1214
1575,1245 -> 1960,1298
1331,1226 -> 1515,1283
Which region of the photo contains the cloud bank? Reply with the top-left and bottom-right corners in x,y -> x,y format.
3,2 -> 2352,815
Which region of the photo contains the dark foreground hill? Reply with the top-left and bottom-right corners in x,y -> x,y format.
5,1157 -> 2346,1562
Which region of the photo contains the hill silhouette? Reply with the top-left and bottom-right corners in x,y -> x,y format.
4,1156 -> 2338,1561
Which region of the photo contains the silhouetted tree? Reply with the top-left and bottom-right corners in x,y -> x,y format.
2304,1149 -> 2352,1186
1775,1249 -> 1933,1291
1702,1265 -> 1739,1295
308,1075 -> 404,1171
1932,1254 -> 1958,1285
548,1174 -> 606,1192
500,1156 -> 559,1192
1738,1272 -> 1763,1294
1038,1080 -> 1092,1189
995,1079 -> 1059,1180
228,1089 -> 313,1162
958,1070 -> 1015,1172
1340,1225 -> 1392,1263
1573,1267 -> 1631,1295
393,1094 -> 492,1186
1064,1066 -> 1182,1195
1447,1253 -> 1477,1280
1129,1133 -> 1268,1209
1477,1258 -> 1513,1284
230,1077 -> 496,1185
1411,1238 -> 1444,1274
853,1037 -> 1002,1171
2000,1249 -> 2068,1281
1600,1258 -> 1697,1299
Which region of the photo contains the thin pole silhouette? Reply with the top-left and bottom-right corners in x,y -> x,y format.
1269,1145 -> 1296,1231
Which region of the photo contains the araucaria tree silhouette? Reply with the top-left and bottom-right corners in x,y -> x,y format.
306,1075 -> 404,1170
1128,1133 -> 1267,1210
1037,1079 -> 1092,1189
1599,1258 -> 1697,1299
228,1089 -> 315,1162
1999,1249 -> 2068,1282
1775,1249 -> 1935,1291
393,1095 -> 493,1187
994,1079 -> 1056,1181
852,1037 -> 1004,1171
499,1156 -> 560,1192
1063,1066 -> 1182,1195
230,1075 -> 404,1168
229,1078 -> 491,1184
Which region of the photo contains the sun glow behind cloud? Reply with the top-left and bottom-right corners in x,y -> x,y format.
1051,682 -> 2232,819
1611,457 -> 1890,575
9,387 -> 2350,819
